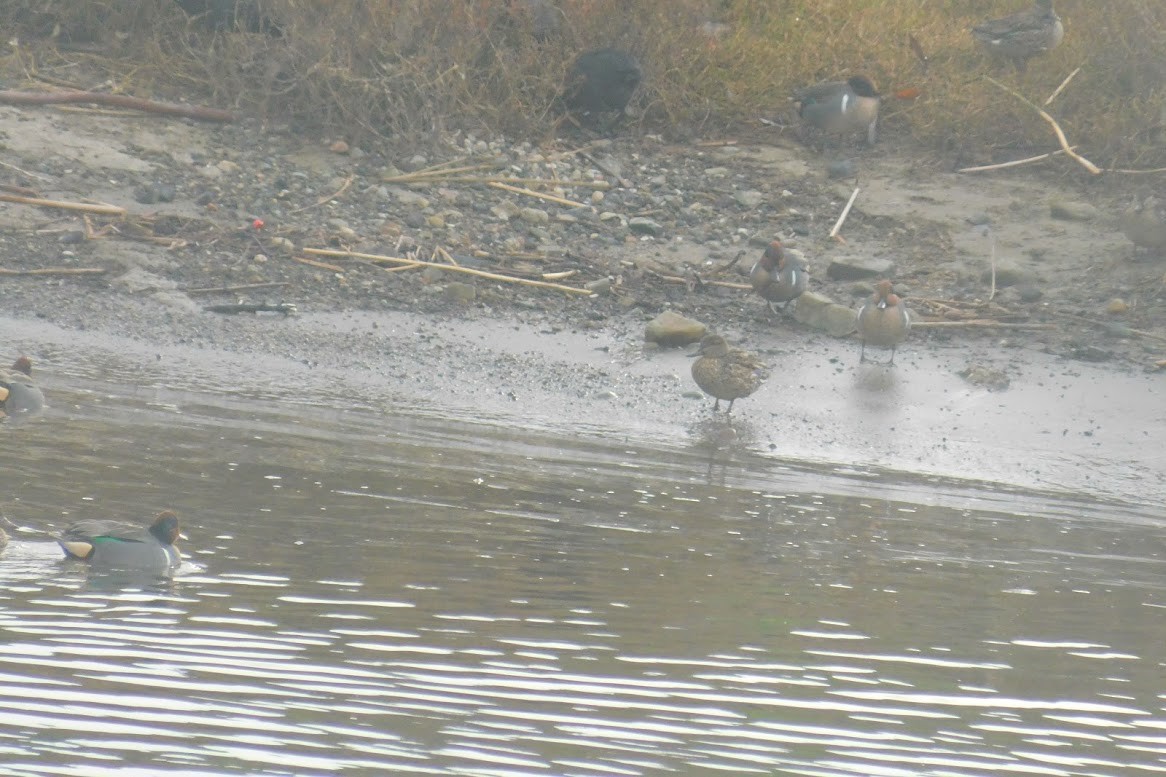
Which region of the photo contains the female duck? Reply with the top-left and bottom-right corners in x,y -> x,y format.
691,334 -> 765,413
858,280 -> 911,364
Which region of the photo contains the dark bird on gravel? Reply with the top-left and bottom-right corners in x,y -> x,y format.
750,240 -> 808,314
691,334 -> 765,413
559,48 -> 642,130
972,0 -> 1063,72
794,75 -> 880,146
0,356 -> 45,420
57,511 -> 184,573
858,280 -> 911,365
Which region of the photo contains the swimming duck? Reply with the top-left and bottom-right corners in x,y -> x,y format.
793,75 -> 880,146
858,280 -> 911,364
972,0 -> 1064,72
56,511 -> 183,572
0,356 -> 45,419
560,48 -> 642,128
1121,195 -> 1166,254
691,334 -> 765,413
750,240 -> 808,313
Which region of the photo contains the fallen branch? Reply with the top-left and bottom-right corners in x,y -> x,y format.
381,163 -> 498,183
305,248 -> 594,295
0,193 -> 126,216
1044,66 -> 1080,106
984,76 -> 1101,175
958,147 -> 1075,173
912,320 -> 1054,329
0,266 -> 107,276
830,186 -> 861,238
0,90 -> 234,122
488,181 -> 588,208
183,281 -> 289,295
446,176 -> 611,189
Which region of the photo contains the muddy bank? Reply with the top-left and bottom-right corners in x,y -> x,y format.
1,106 -> 1164,505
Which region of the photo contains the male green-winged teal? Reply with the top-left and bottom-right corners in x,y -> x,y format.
0,356 -> 45,419
794,75 -> 880,146
56,511 -> 183,572
1121,195 -> 1166,254
972,0 -> 1063,72
858,280 -> 911,364
691,334 -> 765,413
560,48 -> 642,129
750,240 -> 808,314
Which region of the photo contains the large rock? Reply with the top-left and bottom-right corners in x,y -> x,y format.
827,254 -> 894,280
645,311 -> 706,346
791,291 -> 858,337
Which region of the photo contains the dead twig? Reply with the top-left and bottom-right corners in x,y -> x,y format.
958,147 -> 1076,173
293,256 -> 345,273
291,174 -> 354,214
0,90 -> 234,122
305,248 -> 594,295
1044,67 -> 1080,106
487,181 -> 588,208
0,193 -> 125,216
830,187 -> 861,239
988,232 -> 997,302
984,76 -> 1101,175
0,267 -> 107,277
183,281 -> 289,295
911,321 -> 1054,330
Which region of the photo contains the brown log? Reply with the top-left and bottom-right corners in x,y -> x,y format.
0,90 -> 234,123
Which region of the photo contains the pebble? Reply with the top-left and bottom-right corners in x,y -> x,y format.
827,255 -> 895,280
628,217 -> 664,236
1106,298 -> 1128,314
1049,198 -> 1099,222
644,311 -> 706,346
791,291 -> 859,337
734,190 -> 763,208
520,207 -> 549,224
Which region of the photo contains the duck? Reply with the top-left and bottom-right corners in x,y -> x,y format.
750,240 -> 808,313
972,0 -> 1064,72
1121,195 -> 1166,254
691,334 -> 765,413
0,356 -> 45,419
560,48 -> 642,128
793,75 -> 880,146
56,511 -> 183,572
858,280 -> 911,364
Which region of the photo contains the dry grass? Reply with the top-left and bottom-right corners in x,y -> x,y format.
2,0 -> 1165,169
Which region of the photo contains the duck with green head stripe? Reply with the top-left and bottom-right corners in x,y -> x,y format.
57,511 -> 183,572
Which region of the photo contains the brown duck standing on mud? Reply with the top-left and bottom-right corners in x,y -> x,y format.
691,334 -> 765,413
972,0 -> 1064,72
858,280 -> 911,364
1121,195 -> 1166,254
0,356 -> 45,419
750,240 -> 808,314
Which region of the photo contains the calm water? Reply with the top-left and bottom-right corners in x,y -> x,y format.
1,378 -> 1164,777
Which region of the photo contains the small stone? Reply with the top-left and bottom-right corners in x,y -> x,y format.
1016,282 -> 1043,302
269,236 -> 295,253
959,364 -> 1010,391
1106,297 -> 1128,314
584,277 -> 613,294
492,201 -> 522,220
329,140 -> 350,154
983,259 -> 1034,288
426,214 -> 446,228
704,166 -> 730,177
444,282 -> 476,305
520,207 -> 549,224
644,311 -> 706,346
253,253 -> 268,263
734,190 -> 763,208
1049,198 -> 1099,222
591,190 -> 605,204
628,217 -> 664,236
826,255 -> 895,280
393,189 -> 429,207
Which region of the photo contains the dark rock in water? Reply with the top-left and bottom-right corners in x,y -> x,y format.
560,48 -> 642,127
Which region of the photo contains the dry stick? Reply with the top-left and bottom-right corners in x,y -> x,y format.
487,181 -> 588,208
0,193 -> 126,216
958,147 -> 1076,173
829,187 -> 861,238
542,270 -> 577,281
291,174 -> 354,214
0,159 -> 52,183
912,321 -> 1054,330
305,248 -> 594,295
0,267 -> 107,276
441,176 -> 612,190
1105,165 -> 1166,175
648,270 -> 750,291
988,233 -> 997,302
436,246 -> 460,267
0,90 -> 234,122
293,256 -> 345,272
381,164 -> 497,183
984,76 -> 1102,175
183,281 -> 289,295
1044,67 -> 1081,106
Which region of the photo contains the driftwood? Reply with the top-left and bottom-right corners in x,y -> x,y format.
305,248 -> 594,295
983,76 -> 1101,175
0,193 -> 125,216
0,267 -> 107,277
0,90 -> 234,122
488,180 -> 588,208
958,148 -> 1075,173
